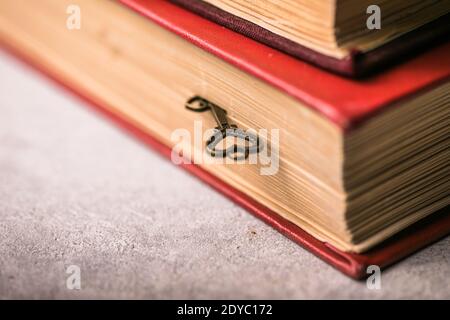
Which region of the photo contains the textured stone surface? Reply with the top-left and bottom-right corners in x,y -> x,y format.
0,51 -> 449,299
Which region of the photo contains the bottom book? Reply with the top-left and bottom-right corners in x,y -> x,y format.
2,41 -> 449,279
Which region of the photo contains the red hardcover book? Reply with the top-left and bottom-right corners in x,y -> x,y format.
1,0 -> 449,279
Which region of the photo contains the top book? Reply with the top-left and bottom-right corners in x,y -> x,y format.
172,0 -> 450,76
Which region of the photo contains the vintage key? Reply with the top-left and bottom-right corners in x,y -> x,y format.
185,96 -> 262,160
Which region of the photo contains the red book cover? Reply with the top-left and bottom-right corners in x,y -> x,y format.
1,0 -> 448,279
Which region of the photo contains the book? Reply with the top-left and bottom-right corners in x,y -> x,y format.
171,0 -> 450,76
0,0 -> 448,278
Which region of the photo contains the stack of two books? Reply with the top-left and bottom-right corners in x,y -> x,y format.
1,0 -> 448,278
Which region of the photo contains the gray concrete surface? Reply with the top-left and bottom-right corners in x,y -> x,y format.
0,51 -> 449,299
